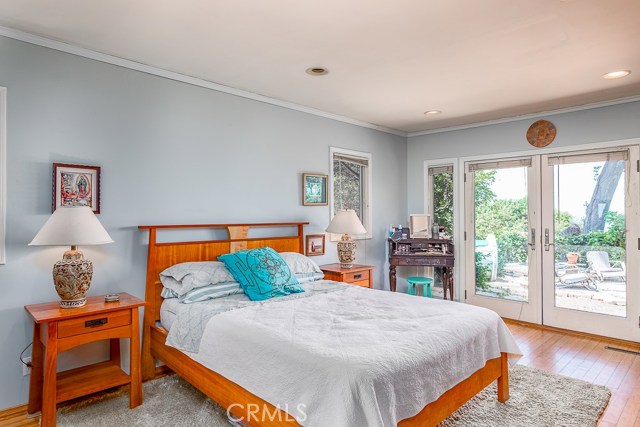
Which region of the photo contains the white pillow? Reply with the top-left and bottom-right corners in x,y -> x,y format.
160,261 -> 235,296
279,252 -> 323,274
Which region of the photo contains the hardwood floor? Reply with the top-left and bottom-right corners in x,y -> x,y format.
505,320 -> 640,427
1,322 -> 638,426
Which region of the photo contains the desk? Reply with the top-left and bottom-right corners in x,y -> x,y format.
388,238 -> 455,300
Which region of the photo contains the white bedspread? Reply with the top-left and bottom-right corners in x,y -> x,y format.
183,283 -> 521,427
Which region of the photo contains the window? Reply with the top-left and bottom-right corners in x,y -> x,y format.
330,147 -> 372,239
427,163 -> 454,237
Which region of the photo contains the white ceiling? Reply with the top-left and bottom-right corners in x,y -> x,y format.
0,0 -> 639,134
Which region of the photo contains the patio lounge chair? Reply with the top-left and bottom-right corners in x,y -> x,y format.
586,251 -> 626,282
555,270 -> 598,291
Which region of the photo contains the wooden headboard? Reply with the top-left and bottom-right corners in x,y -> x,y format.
138,222 -> 308,323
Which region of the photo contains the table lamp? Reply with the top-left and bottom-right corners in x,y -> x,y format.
29,206 -> 113,308
326,209 -> 367,268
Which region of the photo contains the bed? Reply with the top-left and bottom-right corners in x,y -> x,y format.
139,222 -> 519,427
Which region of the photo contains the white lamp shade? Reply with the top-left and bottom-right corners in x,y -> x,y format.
326,209 -> 367,235
29,206 -> 114,246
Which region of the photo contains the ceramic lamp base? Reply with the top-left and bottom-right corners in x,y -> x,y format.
53,248 -> 93,309
337,235 -> 357,269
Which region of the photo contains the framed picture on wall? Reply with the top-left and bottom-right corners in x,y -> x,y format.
302,173 -> 328,206
306,234 -> 325,256
52,163 -> 101,213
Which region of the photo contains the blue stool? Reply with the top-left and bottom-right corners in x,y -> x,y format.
407,277 -> 433,298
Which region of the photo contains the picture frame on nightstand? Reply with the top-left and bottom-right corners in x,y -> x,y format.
306,234 -> 325,256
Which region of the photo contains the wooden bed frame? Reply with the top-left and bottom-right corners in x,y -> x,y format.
139,222 -> 509,427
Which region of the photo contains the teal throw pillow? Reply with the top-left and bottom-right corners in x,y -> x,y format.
218,247 -> 304,301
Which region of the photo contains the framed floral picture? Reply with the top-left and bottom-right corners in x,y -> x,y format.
52,163 -> 101,213
306,234 -> 325,256
302,173 -> 328,206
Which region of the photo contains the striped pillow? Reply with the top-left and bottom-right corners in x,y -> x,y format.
161,281 -> 244,304
295,272 -> 325,284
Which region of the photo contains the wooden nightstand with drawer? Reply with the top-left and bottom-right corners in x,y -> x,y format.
24,292 -> 145,427
320,264 -> 375,288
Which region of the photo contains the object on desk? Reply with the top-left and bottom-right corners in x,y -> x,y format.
104,293 -> 120,302
409,214 -> 431,238
390,230 -> 403,242
431,223 -> 439,240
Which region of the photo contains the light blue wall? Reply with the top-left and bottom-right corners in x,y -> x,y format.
0,36 -> 407,409
405,101 -> 640,296
408,101 -> 640,213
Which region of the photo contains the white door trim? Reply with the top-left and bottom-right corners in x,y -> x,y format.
424,158 -> 460,298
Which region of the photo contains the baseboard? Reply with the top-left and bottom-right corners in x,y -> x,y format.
0,403 -> 38,426
503,318 -> 640,348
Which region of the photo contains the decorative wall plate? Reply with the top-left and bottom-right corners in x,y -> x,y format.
526,120 -> 556,148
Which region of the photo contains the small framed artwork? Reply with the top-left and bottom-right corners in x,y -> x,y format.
306,234 -> 326,256
302,173 -> 328,206
52,163 -> 101,213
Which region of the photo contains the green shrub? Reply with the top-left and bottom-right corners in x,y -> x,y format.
475,252 -> 492,290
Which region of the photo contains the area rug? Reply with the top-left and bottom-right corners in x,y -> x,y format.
57,365 -> 610,427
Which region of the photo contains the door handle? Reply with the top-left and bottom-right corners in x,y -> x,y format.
544,228 -> 554,251
528,228 -> 536,250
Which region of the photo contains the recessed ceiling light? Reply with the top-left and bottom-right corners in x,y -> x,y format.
306,67 -> 329,76
424,110 -> 442,116
602,70 -> 631,79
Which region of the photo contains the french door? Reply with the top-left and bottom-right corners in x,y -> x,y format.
464,147 -> 640,341
464,156 -> 541,323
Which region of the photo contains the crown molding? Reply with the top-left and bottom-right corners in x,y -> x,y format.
2,25 -> 638,141
407,95 -> 640,138
0,26 -> 407,137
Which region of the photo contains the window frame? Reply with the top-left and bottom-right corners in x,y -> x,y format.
329,147 -> 373,240
424,158 -> 457,240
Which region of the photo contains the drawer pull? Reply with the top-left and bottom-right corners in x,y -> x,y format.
85,318 -> 108,328
353,274 -> 362,279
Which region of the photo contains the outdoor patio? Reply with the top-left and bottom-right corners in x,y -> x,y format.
476,263 -> 627,318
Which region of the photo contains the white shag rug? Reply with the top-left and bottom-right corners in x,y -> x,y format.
57,365 -> 610,427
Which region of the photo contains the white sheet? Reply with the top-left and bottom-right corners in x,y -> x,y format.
183,284 -> 521,427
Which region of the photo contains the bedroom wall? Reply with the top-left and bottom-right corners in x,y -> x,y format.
406,100 -> 640,296
0,35 -> 407,409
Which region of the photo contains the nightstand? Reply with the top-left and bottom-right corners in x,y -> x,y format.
24,292 -> 145,427
320,263 -> 375,288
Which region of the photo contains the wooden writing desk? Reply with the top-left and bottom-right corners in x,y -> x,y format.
388,238 -> 455,300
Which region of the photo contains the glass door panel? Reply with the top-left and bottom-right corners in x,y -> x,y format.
473,167 -> 530,301
464,157 -> 540,323
552,158 -> 626,317
541,148 -> 640,341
